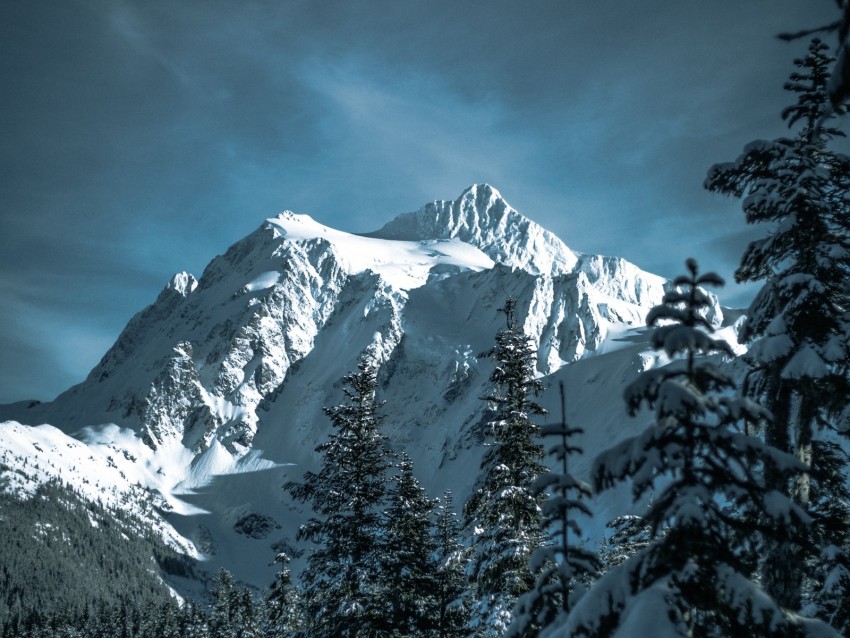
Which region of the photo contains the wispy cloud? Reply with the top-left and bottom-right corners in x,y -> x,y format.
0,289 -> 115,402
291,57 -> 538,228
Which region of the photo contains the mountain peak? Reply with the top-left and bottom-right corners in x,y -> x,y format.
459,182 -> 504,203
368,184 -> 578,276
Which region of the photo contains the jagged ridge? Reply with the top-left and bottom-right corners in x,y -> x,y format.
0,185 -> 717,458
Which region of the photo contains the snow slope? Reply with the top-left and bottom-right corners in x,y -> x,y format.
0,421 -> 198,556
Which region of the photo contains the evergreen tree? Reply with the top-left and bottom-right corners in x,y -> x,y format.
210,569 -> 238,638
266,553 -> 302,636
237,589 -> 264,638
285,357 -> 394,637
138,600 -> 160,638
186,602 -> 209,638
153,598 -> 181,638
563,260 -> 832,637
597,514 -> 654,574
378,453 -> 440,636
433,490 -> 472,638
803,441 -> 850,633
91,600 -> 114,638
508,383 -> 599,637
464,298 -> 548,637
705,38 -> 850,610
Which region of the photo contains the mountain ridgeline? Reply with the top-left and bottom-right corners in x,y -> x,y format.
2,184 -> 715,454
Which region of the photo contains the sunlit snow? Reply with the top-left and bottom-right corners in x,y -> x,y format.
267,210 -> 495,290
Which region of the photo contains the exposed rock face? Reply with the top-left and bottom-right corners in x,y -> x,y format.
233,512 -> 281,539
141,341 -> 217,451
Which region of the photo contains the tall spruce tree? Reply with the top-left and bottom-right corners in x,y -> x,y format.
508,383 -> 599,637
378,453 -> 440,636
433,490 -> 472,638
210,569 -> 239,638
705,38 -> 850,611
266,553 -> 303,636
562,260 -> 832,637
464,298 -> 548,637
285,357 -> 394,637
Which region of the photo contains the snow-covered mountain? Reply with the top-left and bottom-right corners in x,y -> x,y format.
0,184 -> 731,591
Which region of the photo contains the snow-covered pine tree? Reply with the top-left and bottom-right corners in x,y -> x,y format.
705,38 -> 850,611
508,383 -> 599,638
210,569 -> 238,638
464,298 -> 548,637
153,599 -> 182,638
561,259 -> 833,637
433,490 -> 472,638
377,453 -> 440,636
236,589 -> 264,638
284,357 -> 394,638
185,603 -> 209,638
266,552 -> 303,636
597,514 -> 654,574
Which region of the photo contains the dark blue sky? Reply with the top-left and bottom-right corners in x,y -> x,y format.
0,0 -> 840,403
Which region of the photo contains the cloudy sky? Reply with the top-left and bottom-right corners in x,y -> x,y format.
0,0 -> 841,403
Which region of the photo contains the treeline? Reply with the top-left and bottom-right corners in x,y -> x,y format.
1,569 -> 264,638
0,479 -> 193,634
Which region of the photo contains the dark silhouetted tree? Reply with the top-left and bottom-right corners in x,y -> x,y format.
508,383 -> 599,637
464,298 -> 548,636
285,357 -> 393,637
266,552 -> 303,636
377,453 -> 440,636
433,490 -> 472,638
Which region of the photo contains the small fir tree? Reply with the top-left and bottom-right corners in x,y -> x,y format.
266,552 -> 303,636
433,490 -> 472,638
285,357 -> 394,638
139,599 -> 161,638
508,382 -> 599,637
154,599 -> 181,638
237,589 -> 264,638
210,569 -> 238,638
185,603 -> 209,638
464,298 -> 548,637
